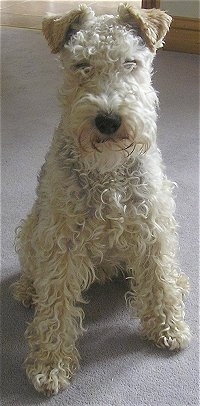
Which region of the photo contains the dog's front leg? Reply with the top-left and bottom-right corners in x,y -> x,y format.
126,218 -> 191,351
25,252 -> 94,396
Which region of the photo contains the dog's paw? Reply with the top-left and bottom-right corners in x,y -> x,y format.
156,333 -> 190,351
155,323 -> 191,351
142,320 -> 191,351
25,352 -> 80,396
26,362 -> 72,396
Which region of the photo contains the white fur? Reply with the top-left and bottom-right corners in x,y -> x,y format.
12,6 -> 191,397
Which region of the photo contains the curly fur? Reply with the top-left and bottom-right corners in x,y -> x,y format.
12,3 -> 191,397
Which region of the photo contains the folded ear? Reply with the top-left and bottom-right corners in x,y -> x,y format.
118,3 -> 172,52
42,5 -> 94,53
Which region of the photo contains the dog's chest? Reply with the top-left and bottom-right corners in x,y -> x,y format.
78,172 -> 132,221
74,168 -> 149,256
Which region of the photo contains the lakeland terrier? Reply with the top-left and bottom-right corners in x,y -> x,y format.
12,3 -> 191,396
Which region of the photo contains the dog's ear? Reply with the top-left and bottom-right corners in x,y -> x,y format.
42,5 -> 94,54
118,3 -> 172,52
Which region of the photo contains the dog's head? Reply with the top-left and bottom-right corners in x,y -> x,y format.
43,4 -> 171,173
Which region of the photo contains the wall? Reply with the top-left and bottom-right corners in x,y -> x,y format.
160,0 -> 199,18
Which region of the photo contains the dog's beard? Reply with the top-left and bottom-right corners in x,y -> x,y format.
76,123 -> 150,173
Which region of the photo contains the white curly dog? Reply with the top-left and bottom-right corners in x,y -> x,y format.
12,3 -> 191,396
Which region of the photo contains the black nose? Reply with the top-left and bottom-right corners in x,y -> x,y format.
95,113 -> 121,135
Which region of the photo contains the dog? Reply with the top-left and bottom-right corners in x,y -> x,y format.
12,3 -> 191,396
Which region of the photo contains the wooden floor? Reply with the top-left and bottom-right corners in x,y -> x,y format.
0,0 -> 141,29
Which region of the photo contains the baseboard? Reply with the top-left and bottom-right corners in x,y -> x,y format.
164,16 -> 200,54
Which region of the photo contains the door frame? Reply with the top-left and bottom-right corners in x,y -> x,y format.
141,0 -> 199,54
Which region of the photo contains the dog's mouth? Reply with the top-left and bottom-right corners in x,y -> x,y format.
76,116 -> 150,156
78,126 -> 139,157
95,132 -> 129,144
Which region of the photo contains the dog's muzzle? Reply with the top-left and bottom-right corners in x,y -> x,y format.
95,113 -> 121,136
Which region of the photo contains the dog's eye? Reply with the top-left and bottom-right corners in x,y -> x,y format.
123,60 -> 137,71
73,62 -> 92,74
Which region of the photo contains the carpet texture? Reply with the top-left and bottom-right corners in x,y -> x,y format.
1,27 -> 199,406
